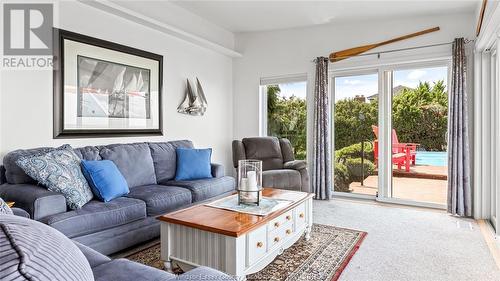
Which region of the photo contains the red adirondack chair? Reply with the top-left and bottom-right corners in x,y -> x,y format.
371,125 -> 419,172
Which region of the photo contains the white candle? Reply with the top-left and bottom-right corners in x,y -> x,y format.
247,171 -> 258,191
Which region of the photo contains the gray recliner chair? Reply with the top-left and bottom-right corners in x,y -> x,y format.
232,137 -> 309,192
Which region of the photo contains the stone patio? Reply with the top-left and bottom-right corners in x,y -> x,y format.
347,165 -> 447,205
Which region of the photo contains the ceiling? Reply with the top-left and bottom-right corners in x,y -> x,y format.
172,0 -> 479,33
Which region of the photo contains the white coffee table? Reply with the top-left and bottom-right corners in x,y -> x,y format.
158,188 -> 314,280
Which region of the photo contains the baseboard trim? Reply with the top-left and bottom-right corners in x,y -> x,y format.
477,219 -> 500,270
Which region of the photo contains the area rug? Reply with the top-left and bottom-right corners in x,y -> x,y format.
127,224 -> 366,281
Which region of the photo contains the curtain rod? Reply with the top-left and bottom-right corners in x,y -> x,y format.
313,39 -> 474,62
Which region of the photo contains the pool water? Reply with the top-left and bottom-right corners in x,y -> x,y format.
416,151 -> 447,167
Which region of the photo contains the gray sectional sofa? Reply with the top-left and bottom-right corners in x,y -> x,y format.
0,140 -> 236,255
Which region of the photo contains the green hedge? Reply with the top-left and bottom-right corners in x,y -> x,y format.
334,163 -> 350,192
334,143 -> 376,192
344,158 -> 375,182
335,142 -> 374,163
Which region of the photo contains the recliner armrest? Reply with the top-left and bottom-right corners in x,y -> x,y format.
211,163 -> 225,178
0,183 -> 66,220
284,160 -> 307,171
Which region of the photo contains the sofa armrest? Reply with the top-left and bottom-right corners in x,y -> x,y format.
12,207 -> 30,218
73,241 -> 111,269
211,163 -> 225,178
284,160 -> 307,171
0,183 -> 66,220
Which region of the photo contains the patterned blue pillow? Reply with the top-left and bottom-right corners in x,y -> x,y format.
0,198 -> 13,215
16,145 -> 93,210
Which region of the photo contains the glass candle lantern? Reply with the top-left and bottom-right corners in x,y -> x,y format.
237,159 -> 263,205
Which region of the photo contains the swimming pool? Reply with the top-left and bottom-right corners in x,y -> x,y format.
416,151 -> 447,167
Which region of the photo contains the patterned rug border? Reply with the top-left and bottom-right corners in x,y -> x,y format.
331,228 -> 367,281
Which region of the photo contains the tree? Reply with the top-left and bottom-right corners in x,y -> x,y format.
392,81 -> 448,150
266,85 -> 307,159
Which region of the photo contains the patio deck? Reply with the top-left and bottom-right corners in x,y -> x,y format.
348,165 -> 447,205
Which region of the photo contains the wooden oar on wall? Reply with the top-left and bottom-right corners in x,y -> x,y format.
329,26 -> 440,62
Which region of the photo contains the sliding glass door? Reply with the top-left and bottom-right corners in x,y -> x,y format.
390,66 -> 449,205
332,61 -> 450,208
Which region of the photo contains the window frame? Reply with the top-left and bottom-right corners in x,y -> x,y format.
259,74 -> 308,160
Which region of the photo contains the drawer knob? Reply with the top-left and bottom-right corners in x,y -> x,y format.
274,222 -> 280,227
299,213 -> 304,218
286,215 -> 291,221
274,237 -> 280,242
256,242 -> 263,248
286,229 -> 292,235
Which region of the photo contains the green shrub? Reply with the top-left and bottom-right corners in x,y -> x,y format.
344,158 -> 375,182
335,142 -> 374,163
334,162 -> 351,192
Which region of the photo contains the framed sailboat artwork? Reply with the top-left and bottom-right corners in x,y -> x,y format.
53,29 -> 163,138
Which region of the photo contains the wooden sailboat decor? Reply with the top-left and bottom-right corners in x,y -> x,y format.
177,78 -> 208,116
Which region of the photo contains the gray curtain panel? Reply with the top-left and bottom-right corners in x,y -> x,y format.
447,38 -> 471,217
312,57 -> 332,200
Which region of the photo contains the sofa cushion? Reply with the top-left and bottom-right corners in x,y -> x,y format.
0,215 -> 94,281
16,145 -> 93,210
44,197 -> 146,238
175,148 -> 213,181
92,259 -> 174,281
126,185 -> 192,216
262,169 -> 302,191
3,146 -> 54,184
242,137 -> 284,170
168,176 -> 236,202
148,140 -> 194,183
99,143 -> 156,188
74,146 -> 102,161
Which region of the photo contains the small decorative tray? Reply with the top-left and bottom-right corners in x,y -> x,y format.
205,195 -> 292,216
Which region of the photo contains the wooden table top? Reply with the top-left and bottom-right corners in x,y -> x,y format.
158,188 -> 314,237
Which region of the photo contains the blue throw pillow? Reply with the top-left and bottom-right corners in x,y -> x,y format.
81,160 -> 129,202
175,148 -> 213,181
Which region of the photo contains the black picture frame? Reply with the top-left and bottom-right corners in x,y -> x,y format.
53,28 -> 163,138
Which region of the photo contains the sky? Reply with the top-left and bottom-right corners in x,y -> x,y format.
334,66 -> 448,102
270,66 -> 447,102
278,81 -> 307,98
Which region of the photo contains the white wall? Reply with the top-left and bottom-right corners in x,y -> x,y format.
0,1 -> 234,172
233,12 -> 476,142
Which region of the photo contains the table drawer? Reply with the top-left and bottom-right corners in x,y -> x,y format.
295,203 -> 307,227
268,210 -> 293,232
268,228 -> 284,249
247,226 -> 267,265
268,221 -> 293,246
